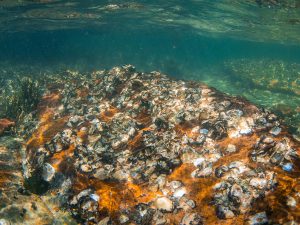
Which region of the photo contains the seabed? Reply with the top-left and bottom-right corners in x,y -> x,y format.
0,65 -> 299,224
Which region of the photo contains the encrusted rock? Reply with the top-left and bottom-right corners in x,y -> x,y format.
42,163 -> 56,182
153,211 -> 167,225
80,164 -> 93,173
216,205 -> 235,219
22,65 -> 300,224
287,196 -> 297,208
181,213 -> 203,225
0,219 -> 10,225
98,217 -> 110,225
119,214 -> 129,224
154,197 -> 174,212
247,212 -> 268,225
226,144 -> 237,153
173,187 -> 187,199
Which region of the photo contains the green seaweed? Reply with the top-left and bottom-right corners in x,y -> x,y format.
0,77 -> 42,121
225,59 -> 300,96
223,59 -> 300,132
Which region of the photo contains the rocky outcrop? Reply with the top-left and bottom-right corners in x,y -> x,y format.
0,136 -> 76,225
23,65 -> 300,224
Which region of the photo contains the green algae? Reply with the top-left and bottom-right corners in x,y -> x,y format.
0,77 -> 42,121
226,59 -> 300,96
222,59 -> 300,133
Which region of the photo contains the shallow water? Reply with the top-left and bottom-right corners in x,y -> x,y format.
0,1 -> 300,224
1,1 -> 300,130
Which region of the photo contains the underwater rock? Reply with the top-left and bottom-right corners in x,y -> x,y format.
269,126 -> 281,136
154,197 -> 174,212
152,211 -> 167,225
181,212 -> 203,225
247,212 -> 268,225
173,187 -> 187,198
287,196 -> 297,208
119,214 -> 129,224
21,65 -> 300,224
42,163 -> 55,182
226,144 -> 237,153
216,205 -> 235,219
282,162 -> 293,172
0,136 -> 76,225
0,219 -> 10,225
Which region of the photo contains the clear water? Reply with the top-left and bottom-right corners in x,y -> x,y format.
0,0 -> 300,131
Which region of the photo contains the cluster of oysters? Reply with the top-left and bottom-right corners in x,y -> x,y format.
23,65 -> 300,224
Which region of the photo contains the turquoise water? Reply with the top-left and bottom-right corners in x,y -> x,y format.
1,1 -> 300,224
0,0 -> 300,131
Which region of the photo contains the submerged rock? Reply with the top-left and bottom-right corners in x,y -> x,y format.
181,212 -> 203,225
154,197 -> 174,212
0,137 -> 76,225
247,212 -> 268,225
42,163 -> 55,182
20,65 -> 300,224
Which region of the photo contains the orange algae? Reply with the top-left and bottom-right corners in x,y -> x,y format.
76,87 -> 89,98
0,171 -> 20,188
27,92 -> 63,149
250,163 -> 300,223
165,132 -> 300,224
0,118 -> 15,134
50,145 -> 75,171
24,81 -> 300,224
26,114 -> 68,149
100,107 -> 118,122
73,174 -> 160,217
128,127 -> 153,150
175,120 -> 200,138
27,109 -> 300,224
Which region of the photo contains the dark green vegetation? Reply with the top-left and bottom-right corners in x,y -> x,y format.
0,76 -> 42,121
223,59 -> 300,134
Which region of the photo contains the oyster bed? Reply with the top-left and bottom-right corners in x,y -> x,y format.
1,65 -> 300,224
